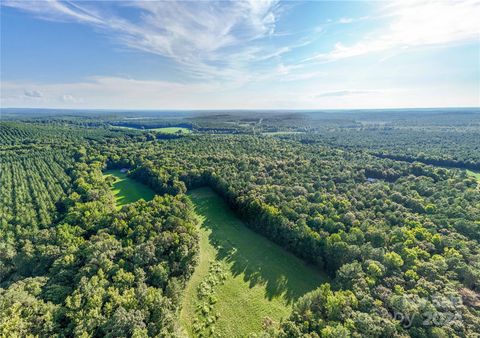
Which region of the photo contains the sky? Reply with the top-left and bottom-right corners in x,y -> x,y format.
1,0 -> 479,110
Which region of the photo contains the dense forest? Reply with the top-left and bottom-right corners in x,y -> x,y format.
1,137 -> 198,336
1,109 -> 479,337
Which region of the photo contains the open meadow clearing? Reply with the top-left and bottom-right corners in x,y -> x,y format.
101,173 -> 327,336
180,187 -> 328,337
149,127 -> 191,134
104,169 -> 155,207
111,125 -> 191,134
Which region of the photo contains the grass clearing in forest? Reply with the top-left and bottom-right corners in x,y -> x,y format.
180,187 -> 328,337
149,127 -> 191,134
104,169 -> 155,207
467,170 -> 480,181
262,131 -> 305,136
111,126 -> 191,134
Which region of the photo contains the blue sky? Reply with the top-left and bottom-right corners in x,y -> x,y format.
1,0 -> 479,109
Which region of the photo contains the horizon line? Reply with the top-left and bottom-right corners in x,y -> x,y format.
2,106 -> 479,113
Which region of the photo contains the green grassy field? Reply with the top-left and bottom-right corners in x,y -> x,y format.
111,126 -> 191,134
180,187 -> 328,337
467,169 -> 480,181
149,127 -> 191,134
262,131 -> 305,136
104,169 -> 155,207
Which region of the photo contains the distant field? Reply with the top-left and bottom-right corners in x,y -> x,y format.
180,187 -> 327,337
104,169 -> 155,207
110,125 -> 141,130
262,131 -> 305,135
111,125 -> 191,134
149,127 -> 191,134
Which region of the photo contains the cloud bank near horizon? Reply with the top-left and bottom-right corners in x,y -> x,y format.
2,0 -> 479,109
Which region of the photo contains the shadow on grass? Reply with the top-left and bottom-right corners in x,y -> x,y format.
189,187 -> 328,305
106,170 -> 155,206
112,179 -> 138,205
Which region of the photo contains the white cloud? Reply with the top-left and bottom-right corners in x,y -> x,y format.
61,94 -> 79,103
2,0 -> 103,24
23,90 -> 43,98
316,90 -> 379,98
338,17 -> 353,24
275,64 -> 326,82
2,1 -> 478,110
3,77 -> 477,110
1,76 -> 219,109
3,0 -> 285,81
307,0 -> 480,62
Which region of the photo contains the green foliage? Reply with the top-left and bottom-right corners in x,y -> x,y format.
0,277 -> 58,337
192,261 -> 226,336
384,252 -> 405,270
0,150 -> 72,226
276,283 -> 395,337
102,134 -> 479,337
1,146 -> 198,337
2,114 -> 480,337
